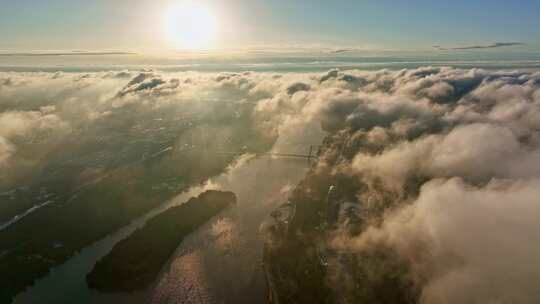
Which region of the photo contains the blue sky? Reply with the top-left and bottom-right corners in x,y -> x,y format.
1,0 -> 539,53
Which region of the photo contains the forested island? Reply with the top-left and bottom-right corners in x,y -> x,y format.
86,190 -> 236,292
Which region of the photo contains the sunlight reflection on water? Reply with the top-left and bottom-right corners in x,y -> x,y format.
147,155 -> 309,304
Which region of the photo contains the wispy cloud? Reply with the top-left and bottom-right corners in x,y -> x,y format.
433,42 -> 524,51
327,48 -> 356,54
0,51 -> 136,57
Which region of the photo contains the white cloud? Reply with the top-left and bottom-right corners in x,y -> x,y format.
2,67 -> 540,303
344,178 -> 540,304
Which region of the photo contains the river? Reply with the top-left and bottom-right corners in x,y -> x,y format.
13,154 -> 309,304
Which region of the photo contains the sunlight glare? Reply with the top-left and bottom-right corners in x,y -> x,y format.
165,1 -> 217,49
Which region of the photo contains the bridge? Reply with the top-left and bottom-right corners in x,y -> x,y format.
218,145 -> 321,161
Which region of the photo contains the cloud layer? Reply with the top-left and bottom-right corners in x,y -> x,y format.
2,66 -> 540,303
302,68 -> 540,303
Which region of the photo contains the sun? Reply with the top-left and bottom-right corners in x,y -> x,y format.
164,1 -> 217,49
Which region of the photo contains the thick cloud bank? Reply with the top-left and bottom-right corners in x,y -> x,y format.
1,67 -> 540,303
311,68 -> 540,303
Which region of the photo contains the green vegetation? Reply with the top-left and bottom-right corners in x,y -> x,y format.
86,190 -> 236,292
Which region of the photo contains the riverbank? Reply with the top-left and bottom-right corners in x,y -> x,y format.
87,190 -> 237,292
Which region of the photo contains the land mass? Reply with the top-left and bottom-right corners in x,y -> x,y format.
0,107 -> 273,303
86,190 -> 236,292
264,134 -> 419,304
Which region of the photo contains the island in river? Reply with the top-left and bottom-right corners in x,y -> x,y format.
86,190 -> 237,292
